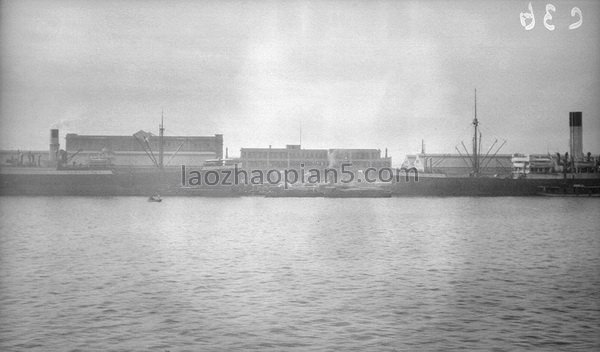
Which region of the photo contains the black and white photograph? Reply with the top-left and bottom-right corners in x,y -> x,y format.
1,0 -> 599,350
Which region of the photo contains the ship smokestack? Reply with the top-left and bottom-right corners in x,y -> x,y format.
49,129 -> 59,165
569,112 -> 583,160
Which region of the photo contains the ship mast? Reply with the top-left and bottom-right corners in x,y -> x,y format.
472,89 -> 479,176
159,110 -> 164,169
299,120 -> 302,148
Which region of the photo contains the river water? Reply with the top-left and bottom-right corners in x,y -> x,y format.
1,197 -> 599,351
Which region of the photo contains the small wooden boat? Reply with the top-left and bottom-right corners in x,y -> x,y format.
148,193 -> 162,202
321,185 -> 392,198
537,184 -> 600,197
265,184 -> 323,197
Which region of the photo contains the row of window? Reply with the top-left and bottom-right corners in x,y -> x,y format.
241,153 -> 382,159
241,150 -> 382,159
242,152 -> 328,159
243,161 -> 391,168
66,138 -> 217,152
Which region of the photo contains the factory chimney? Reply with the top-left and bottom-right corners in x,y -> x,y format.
569,112 -> 583,160
49,129 -> 59,166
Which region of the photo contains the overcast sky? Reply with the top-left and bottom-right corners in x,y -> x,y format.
1,0 -> 599,163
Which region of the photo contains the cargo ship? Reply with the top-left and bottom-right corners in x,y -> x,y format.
392,92 -> 600,196
1,97 -> 598,197
0,118 -> 242,197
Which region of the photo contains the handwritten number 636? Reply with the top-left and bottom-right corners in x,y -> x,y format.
520,2 -> 582,30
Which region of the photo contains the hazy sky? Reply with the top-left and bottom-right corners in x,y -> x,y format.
1,0 -> 599,163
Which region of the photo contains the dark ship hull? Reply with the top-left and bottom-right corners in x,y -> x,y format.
2,167 -> 599,197
390,174 -> 600,196
0,167 -> 241,197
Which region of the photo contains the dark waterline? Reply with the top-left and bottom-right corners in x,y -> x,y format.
1,197 -> 599,351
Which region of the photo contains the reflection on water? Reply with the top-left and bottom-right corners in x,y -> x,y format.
1,197 -> 599,351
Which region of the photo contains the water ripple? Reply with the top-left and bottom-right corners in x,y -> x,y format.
1,197 -> 599,351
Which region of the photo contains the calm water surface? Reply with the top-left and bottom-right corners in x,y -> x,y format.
1,197 -> 599,351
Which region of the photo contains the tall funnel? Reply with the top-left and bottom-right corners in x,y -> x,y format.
569,112 -> 583,160
49,129 -> 59,164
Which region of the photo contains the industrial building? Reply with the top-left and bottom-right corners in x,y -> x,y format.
0,150 -> 49,167
65,130 -> 223,167
240,145 -> 391,171
403,153 -> 513,176
403,112 -> 598,177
